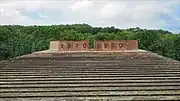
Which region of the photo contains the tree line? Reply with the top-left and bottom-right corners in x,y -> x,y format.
0,24 -> 179,60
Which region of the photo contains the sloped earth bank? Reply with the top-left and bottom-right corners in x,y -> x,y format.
0,50 -> 180,101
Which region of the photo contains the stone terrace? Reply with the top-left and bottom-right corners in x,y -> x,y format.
0,40 -> 180,101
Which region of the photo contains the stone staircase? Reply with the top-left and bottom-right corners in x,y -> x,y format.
0,51 -> 180,101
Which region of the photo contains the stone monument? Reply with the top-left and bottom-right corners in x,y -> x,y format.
49,40 -> 138,52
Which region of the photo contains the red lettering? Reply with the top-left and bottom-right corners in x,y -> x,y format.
76,43 -> 78,48
119,43 -> 122,48
104,43 -> 108,48
83,43 -> 86,48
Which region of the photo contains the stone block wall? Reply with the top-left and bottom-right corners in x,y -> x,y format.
95,40 -> 138,51
49,40 -> 138,51
49,41 -> 60,51
59,40 -> 89,51
49,40 -> 89,51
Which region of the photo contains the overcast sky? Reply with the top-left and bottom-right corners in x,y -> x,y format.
0,0 -> 180,33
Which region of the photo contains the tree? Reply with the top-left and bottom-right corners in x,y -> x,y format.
0,24 -> 179,60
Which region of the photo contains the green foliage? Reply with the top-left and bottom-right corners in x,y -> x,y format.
0,24 -> 179,60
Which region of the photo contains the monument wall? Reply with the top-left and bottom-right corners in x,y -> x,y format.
49,40 -> 89,51
72,40 -> 89,51
49,40 -> 138,51
59,40 -> 89,51
95,40 -> 138,51
94,41 -> 111,51
49,41 -> 60,51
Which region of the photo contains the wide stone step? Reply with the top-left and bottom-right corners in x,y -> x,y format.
1,66 -> 180,70
8,62 -> 179,66
4,62 -> 180,67
7,66 -> 179,70
8,64 -> 179,68
1,96 -> 180,101
1,72 -> 180,76
6,67 -> 179,72
8,64 -> 178,68
1,78 -> 180,82
1,86 -> 180,93
0,72 -> 48,74
18,54 -> 164,60
0,74 -> 49,76
1,73 -> 180,77
1,69 -> 180,73
1,65 -> 180,69
5,64 -> 180,69
1,83 -> 180,88
2,68 -> 179,72
1,90 -> 180,98
2,78 -> 180,83
1,76 -> 180,80
16,56 -> 164,60
9,60 -> 179,63
1,79 -> 180,85
53,71 -> 180,75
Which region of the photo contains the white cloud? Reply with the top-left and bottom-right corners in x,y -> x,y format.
71,0 -> 93,11
99,3 -> 120,20
0,0 -> 179,33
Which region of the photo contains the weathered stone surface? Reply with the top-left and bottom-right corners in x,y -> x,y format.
49,40 -> 138,52
50,40 -> 89,51
1,43 -> 180,101
49,41 -> 60,51
95,40 -> 138,51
